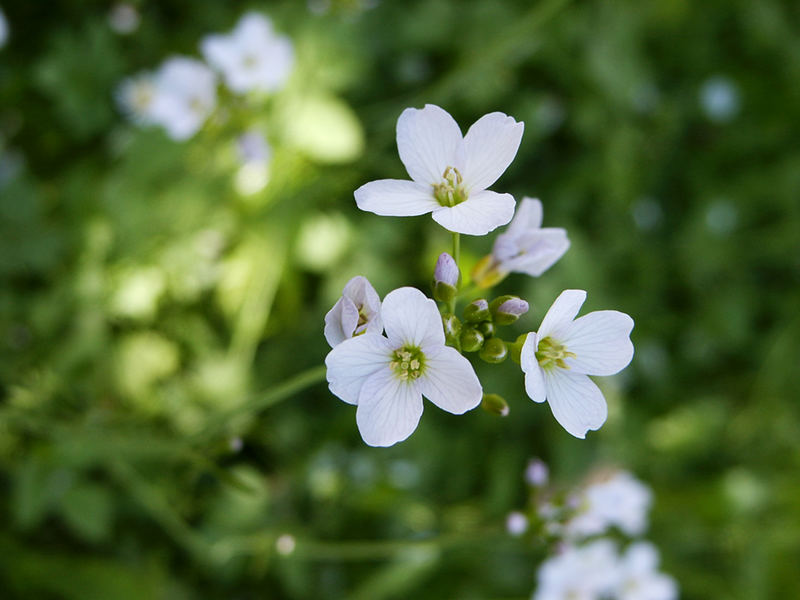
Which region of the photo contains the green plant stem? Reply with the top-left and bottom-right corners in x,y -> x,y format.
447,232 -> 461,314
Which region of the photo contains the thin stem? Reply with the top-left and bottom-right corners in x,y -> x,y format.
447,232 -> 461,314
194,364 -> 327,441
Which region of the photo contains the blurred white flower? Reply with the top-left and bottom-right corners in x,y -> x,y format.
108,3 -> 140,35
325,287 -> 482,447
506,511 -> 529,536
149,56 -> 217,140
476,197 -> 569,285
0,7 -> 8,49
700,76 -> 740,122
535,539 -> 619,600
115,72 -> 158,125
520,290 -> 634,438
201,12 -> 293,94
324,276 -> 383,348
566,471 -> 652,539
355,104 -> 523,236
525,457 -> 549,487
616,542 -> 678,600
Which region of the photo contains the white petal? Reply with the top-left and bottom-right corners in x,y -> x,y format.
499,228 -> 570,277
396,104 -> 464,185
537,289 -> 586,340
342,275 -> 383,336
507,197 -> 543,236
431,190 -> 515,236
543,370 -> 608,438
416,346 -> 482,414
354,179 -> 439,217
356,369 -> 423,447
520,333 -> 547,403
200,36 -> 238,72
325,334 -> 393,405
562,310 -> 634,376
323,296 -> 358,347
381,287 -> 444,348
462,112 -> 524,192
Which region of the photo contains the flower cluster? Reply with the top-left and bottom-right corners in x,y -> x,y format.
507,461 -> 677,600
116,12 -> 293,141
325,104 -> 634,445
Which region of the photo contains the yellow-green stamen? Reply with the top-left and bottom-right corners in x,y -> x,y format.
432,167 -> 468,207
390,345 -> 426,381
535,336 -> 576,370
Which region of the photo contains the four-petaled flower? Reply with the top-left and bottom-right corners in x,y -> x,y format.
520,289 -> 634,438
201,12 -> 293,95
325,287 -> 483,447
324,276 -> 383,348
355,104 -> 524,236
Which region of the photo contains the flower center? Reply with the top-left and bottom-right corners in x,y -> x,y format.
432,166 -> 468,207
390,345 -> 426,381
535,336 -> 576,370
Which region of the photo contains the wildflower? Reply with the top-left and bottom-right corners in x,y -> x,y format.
506,511 -> 529,536
108,3 -> 140,35
115,72 -> 158,125
201,12 -> 293,94
325,287 -> 482,447
324,276 -> 383,348
534,539 -> 619,600
525,457 -> 549,487
616,542 -> 678,600
149,57 -> 217,140
354,104 -> 523,236
566,471 -> 652,539
520,289 -> 634,438
472,197 -> 569,288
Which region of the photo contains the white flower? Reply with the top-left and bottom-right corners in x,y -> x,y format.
492,197 -> 570,276
148,57 -> 217,141
534,539 -> 619,600
201,12 -> 293,94
325,287 -> 482,447
116,72 -> 158,125
0,7 -> 8,48
506,511 -> 529,536
566,471 -> 653,539
520,289 -> 634,438
354,104 -> 523,236
616,542 -> 678,600
108,3 -> 140,35
324,276 -> 383,348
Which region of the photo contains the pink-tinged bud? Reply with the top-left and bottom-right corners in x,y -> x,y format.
464,298 -> 490,323
433,252 -> 459,303
525,458 -> 549,487
491,296 -> 529,325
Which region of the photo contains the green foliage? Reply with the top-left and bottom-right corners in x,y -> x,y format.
1,0 -> 799,598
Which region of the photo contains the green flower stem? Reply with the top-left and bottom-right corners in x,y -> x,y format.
194,364 -> 328,441
447,232 -> 461,314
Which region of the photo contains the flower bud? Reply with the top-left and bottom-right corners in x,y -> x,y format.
464,298 -> 491,324
432,252 -> 459,303
460,327 -> 484,352
479,337 -> 508,363
509,333 -> 528,364
525,458 -> 549,487
490,295 -> 529,326
442,314 -> 462,350
478,321 -> 495,339
481,393 -> 509,417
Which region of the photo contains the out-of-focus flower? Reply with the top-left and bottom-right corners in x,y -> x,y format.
566,471 -> 652,539
520,289 -> 634,438
148,57 -> 217,141
115,72 -> 158,125
324,276 -> 382,348
506,511 -> 529,536
616,542 -> 678,600
234,130 -> 272,195
201,12 -> 293,94
325,287 -> 482,447
534,539 -> 619,600
237,130 -> 272,165
700,76 -> 740,122
108,3 -> 140,35
355,104 -> 523,236
0,7 -> 8,48
472,197 -> 569,288
525,457 -> 549,487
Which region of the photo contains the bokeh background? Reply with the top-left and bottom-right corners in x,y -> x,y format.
1,1 -> 799,598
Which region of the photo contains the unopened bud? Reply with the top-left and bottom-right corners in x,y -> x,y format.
442,314 -> 462,350
460,327 -> 484,352
490,295 -> 529,325
478,321 -> 495,338
464,298 -> 491,324
525,458 -> 549,487
479,337 -> 508,363
481,393 -> 509,416
432,252 -> 459,303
